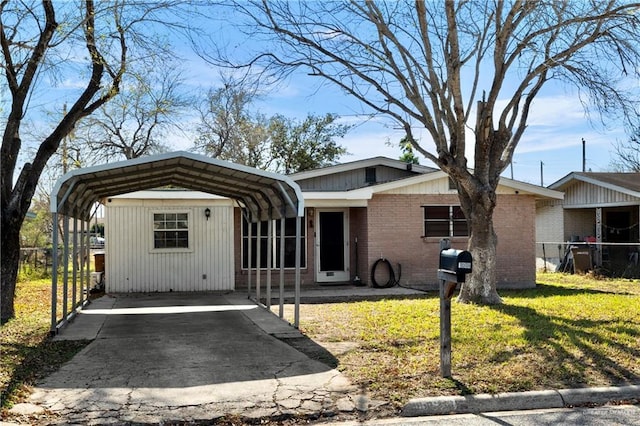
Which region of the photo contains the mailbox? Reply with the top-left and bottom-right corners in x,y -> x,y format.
438,248 -> 472,283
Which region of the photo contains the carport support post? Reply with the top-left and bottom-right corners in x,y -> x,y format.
79,218 -> 85,304
247,214 -> 252,297
595,207 -> 603,266
439,238 -> 452,378
266,217 -> 272,309
84,218 -> 91,298
62,215 -> 70,319
279,216 -> 285,318
294,215 -> 301,328
72,217 -> 78,309
50,213 -> 59,334
256,218 -> 261,303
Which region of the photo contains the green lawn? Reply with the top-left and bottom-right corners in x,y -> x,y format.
289,273 -> 640,405
2,272 -> 639,413
0,277 -> 89,410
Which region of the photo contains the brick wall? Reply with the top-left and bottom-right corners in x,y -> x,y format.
233,194 -> 537,290
349,207 -> 368,283
366,193 -> 536,289
494,194 -> 536,288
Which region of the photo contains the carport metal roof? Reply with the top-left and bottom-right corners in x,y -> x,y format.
49,151 -> 304,334
50,151 -> 304,222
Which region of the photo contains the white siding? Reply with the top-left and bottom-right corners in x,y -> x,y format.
379,176 -> 531,195
382,177 -> 454,194
105,199 -> 234,292
564,181 -> 640,206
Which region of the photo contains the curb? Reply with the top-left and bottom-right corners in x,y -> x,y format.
401,385 -> 640,417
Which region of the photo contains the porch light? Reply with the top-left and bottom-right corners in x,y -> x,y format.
204,208 -> 211,221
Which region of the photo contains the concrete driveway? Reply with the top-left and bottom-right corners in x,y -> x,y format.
25,293 -> 375,424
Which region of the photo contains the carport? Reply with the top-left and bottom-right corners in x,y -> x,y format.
49,151 -> 304,334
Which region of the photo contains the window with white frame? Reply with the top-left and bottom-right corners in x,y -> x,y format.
242,217 -> 306,269
423,205 -> 468,237
153,212 -> 189,249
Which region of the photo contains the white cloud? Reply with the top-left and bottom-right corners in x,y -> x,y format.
525,95 -> 588,127
340,126 -> 404,160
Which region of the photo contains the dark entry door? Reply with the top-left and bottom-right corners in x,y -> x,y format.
316,210 -> 349,282
606,211 -> 631,242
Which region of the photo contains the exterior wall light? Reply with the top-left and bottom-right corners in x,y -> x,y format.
204,208 -> 211,221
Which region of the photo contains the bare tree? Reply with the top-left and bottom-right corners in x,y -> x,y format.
210,1 -> 640,304
612,128 -> 640,172
232,117 -> 275,169
0,0 -> 191,323
193,76 -> 263,159
75,63 -> 188,162
193,80 -> 350,172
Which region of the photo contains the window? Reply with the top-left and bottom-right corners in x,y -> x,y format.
448,177 -> 457,190
365,167 -> 377,184
423,206 -> 468,237
242,217 -> 306,269
153,212 -> 189,249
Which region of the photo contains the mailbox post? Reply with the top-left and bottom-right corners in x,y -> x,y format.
437,239 -> 472,378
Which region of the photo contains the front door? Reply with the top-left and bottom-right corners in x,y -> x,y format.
316,209 -> 349,283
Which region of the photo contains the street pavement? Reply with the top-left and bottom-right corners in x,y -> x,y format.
329,405 -> 640,425
4,289 -> 639,425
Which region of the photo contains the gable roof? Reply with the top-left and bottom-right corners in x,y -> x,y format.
291,157 -> 561,199
303,169 -> 563,201
289,156 -> 437,180
50,151 -> 304,222
549,172 -> 640,198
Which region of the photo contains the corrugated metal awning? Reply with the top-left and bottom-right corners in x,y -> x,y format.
49,151 -> 305,334
50,151 -> 304,222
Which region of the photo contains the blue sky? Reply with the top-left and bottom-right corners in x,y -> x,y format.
168,4 -> 631,188
267,83 -> 626,186
12,5 -> 631,189
172,56 -> 628,187
182,3 -> 634,188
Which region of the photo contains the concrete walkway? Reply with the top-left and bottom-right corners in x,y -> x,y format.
18,293 -> 383,425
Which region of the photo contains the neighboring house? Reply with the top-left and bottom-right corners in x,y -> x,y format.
105,157 -> 562,292
536,172 -> 640,275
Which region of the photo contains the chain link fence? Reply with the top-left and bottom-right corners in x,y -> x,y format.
537,241 -> 640,278
19,247 -> 55,275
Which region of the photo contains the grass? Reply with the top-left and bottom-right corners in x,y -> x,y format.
0,275 -> 90,411
285,272 -> 640,406
1,271 -> 638,415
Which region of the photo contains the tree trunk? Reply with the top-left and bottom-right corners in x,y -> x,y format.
457,191 -> 503,305
1,216 -> 22,323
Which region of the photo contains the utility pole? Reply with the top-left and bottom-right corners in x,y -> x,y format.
62,103 -> 68,174
582,138 -> 586,172
540,161 -> 544,187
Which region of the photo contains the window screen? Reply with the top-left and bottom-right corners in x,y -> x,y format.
242,217 -> 306,269
153,212 -> 189,249
365,167 -> 377,184
423,206 -> 468,237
